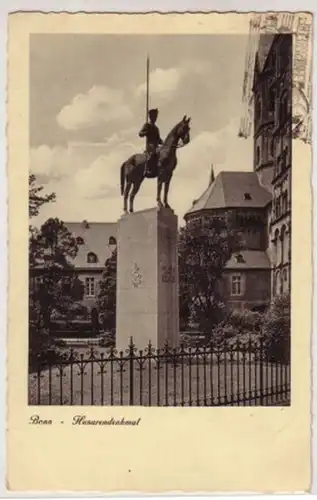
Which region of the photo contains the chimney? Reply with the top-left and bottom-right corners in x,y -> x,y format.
209,164 -> 215,186
82,219 -> 89,229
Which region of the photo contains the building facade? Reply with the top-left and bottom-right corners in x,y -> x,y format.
184,33 -> 292,310
253,34 -> 292,297
65,220 -> 117,313
185,171 -> 272,311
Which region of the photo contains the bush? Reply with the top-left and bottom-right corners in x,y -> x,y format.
209,309 -> 264,346
227,309 -> 264,334
99,330 -> 115,348
28,325 -> 67,372
262,293 -> 290,363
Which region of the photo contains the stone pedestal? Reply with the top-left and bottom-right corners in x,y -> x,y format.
116,207 -> 179,352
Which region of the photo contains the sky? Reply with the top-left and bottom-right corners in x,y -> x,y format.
30,33 -> 254,224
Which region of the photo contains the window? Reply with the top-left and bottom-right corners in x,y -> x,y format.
231,275 -> 242,296
270,137 -> 275,157
280,93 -> 288,124
87,252 -> 98,264
283,268 -> 288,282
256,146 -> 260,165
244,193 -> 252,201
76,236 -> 84,245
282,192 -> 288,213
269,87 -> 275,115
235,254 -> 245,264
279,273 -> 284,295
275,197 -> 281,219
282,146 -> 288,169
280,225 -> 286,264
108,236 -> 117,245
85,277 -> 95,297
274,271 -> 282,296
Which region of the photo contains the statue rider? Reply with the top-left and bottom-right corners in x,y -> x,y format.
139,108 -> 163,177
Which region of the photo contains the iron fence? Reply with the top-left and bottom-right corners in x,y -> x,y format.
29,338 -> 291,406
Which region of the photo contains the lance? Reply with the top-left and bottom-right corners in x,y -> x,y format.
144,55 -> 150,173
146,54 -> 150,122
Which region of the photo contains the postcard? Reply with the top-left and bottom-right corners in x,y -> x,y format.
7,11 -> 312,492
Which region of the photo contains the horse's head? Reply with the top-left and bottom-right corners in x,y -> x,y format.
177,115 -> 191,146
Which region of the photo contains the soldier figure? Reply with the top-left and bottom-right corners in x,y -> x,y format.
139,108 -> 163,177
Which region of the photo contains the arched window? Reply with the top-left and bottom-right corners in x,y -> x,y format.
280,92 -> 288,124
269,87 -> 275,114
280,225 -> 286,264
283,145 -> 289,169
109,236 -> 117,245
279,271 -> 284,295
273,271 -> 277,296
282,191 -> 288,213
275,270 -> 281,296
87,252 -> 98,264
256,145 -> 260,165
274,228 -> 280,266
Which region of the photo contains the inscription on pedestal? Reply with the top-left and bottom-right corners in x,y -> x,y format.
161,265 -> 176,283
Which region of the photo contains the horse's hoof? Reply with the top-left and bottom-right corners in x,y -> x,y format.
164,203 -> 171,209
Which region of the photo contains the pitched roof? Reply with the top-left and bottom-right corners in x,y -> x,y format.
186,171 -> 272,216
225,250 -> 271,270
65,221 -> 117,268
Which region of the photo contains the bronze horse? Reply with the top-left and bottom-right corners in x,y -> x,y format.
120,116 -> 191,213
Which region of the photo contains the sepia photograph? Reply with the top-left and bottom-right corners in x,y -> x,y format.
27,13 -> 311,407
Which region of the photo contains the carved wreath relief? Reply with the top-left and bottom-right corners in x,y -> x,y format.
131,263 -> 143,288
161,265 -> 176,283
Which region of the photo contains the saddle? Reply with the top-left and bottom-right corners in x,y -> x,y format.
144,152 -> 159,178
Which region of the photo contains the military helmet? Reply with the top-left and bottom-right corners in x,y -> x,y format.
148,108 -> 158,117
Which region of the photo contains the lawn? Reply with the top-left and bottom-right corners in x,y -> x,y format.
29,348 -> 290,406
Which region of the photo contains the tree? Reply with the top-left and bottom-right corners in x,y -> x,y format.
30,218 -> 84,329
210,309 -> 264,347
29,174 -> 56,219
28,176 -> 84,368
262,293 -> 290,363
97,249 -> 117,332
179,215 -> 242,335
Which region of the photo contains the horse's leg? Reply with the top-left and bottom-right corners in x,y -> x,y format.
123,180 -> 132,213
129,179 -> 142,213
163,176 -> 172,208
156,176 -> 163,208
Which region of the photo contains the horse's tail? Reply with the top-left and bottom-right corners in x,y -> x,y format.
120,161 -> 126,196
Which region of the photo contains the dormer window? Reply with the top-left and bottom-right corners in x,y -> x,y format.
87,252 -> 98,264
244,193 -> 252,201
235,253 -> 245,264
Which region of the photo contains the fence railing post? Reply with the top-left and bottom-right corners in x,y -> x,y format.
259,337 -> 264,405
129,337 -> 135,405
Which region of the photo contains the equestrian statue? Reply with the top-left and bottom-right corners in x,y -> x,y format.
120,108 -> 191,213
